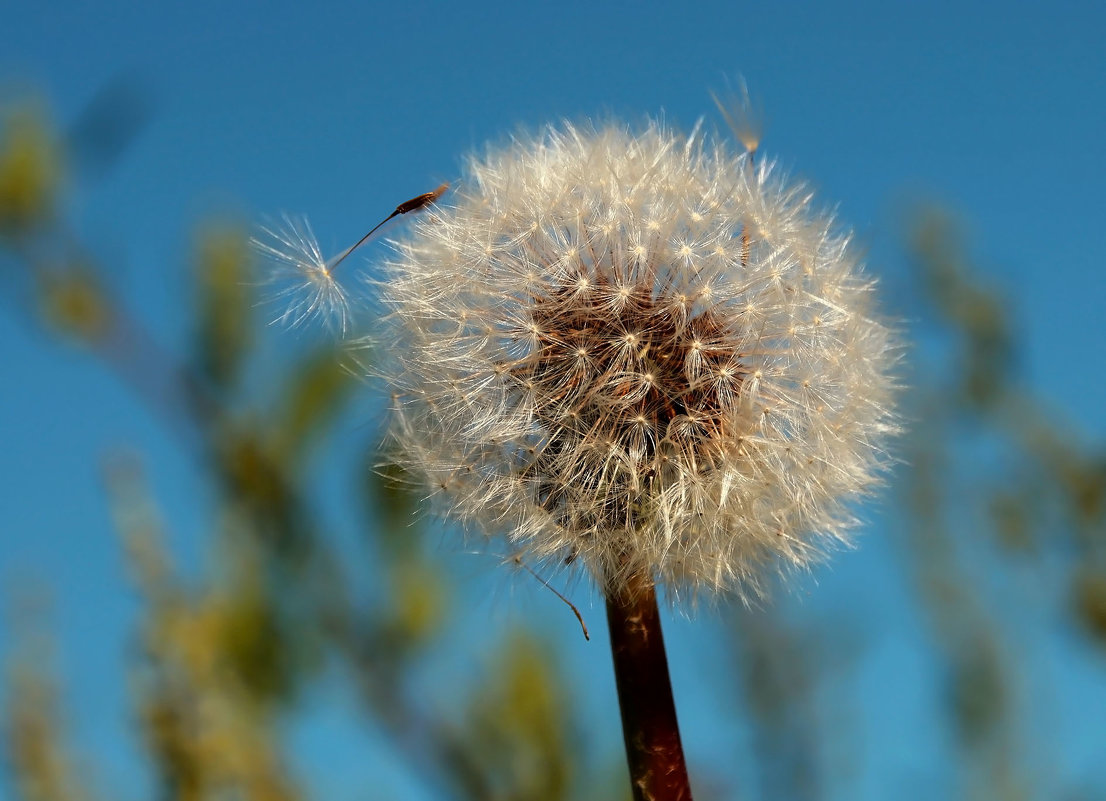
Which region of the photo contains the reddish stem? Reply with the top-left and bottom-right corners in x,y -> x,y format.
605,573 -> 693,801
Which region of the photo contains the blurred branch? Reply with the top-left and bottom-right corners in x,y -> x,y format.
1,93 -> 599,801
4,594 -> 99,801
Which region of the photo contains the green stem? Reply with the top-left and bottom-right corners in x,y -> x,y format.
605,572 -> 693,801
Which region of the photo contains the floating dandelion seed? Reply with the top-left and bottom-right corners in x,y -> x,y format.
253,186 -> 450,335
711,75 -> 764,156
378,120 -> 901,601
252,214 -> 351,334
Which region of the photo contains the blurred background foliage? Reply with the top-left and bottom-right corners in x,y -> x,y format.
2,90 -> 1104,801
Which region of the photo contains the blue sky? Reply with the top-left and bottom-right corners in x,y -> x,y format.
3,1 -> 1105,799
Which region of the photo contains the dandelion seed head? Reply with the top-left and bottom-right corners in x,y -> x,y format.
379,120 -> 901,600
252,214 -> 351,334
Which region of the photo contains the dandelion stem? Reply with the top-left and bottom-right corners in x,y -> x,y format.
606,572 -> 693,801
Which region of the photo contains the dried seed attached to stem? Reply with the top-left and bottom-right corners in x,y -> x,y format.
328,182 -> 449,271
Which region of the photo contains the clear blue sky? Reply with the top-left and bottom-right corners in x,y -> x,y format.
3,1 -> 1105,799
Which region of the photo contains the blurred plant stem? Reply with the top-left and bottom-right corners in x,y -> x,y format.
1,93 -> 596,801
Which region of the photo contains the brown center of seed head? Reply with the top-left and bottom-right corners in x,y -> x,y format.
509,264 -> 744,535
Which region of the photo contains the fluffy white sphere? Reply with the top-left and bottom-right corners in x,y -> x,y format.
379,121 -> 900,598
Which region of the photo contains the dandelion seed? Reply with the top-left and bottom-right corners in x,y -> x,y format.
253,185 -> 448,336
711,74 -> 764,156
327,182 -> 450,271
251,214 -> 351,334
